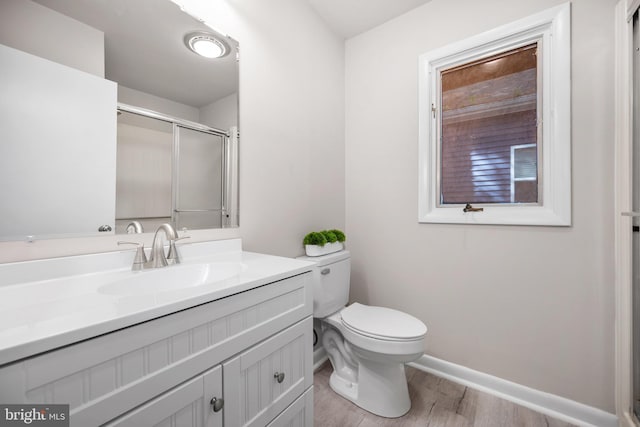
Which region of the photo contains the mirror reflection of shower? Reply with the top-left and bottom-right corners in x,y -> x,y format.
115,105 -> 238,234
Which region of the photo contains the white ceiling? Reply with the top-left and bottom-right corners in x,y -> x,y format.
308,0 -> 433,39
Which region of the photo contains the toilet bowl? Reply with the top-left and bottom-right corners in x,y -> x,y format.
298,251 -> 427,418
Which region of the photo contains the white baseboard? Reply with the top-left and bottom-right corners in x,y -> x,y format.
313,347 -> 328,372
408,355 -> 617,427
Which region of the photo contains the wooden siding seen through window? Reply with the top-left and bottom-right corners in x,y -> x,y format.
440,43 -> 538,205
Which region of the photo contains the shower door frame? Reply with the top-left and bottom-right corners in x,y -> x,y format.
615,0 -> 640,426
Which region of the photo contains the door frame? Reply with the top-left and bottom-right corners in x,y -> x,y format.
615,1 -> 639,426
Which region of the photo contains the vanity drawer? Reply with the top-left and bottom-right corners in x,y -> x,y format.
0,273 -> 311,427
223,317 -> 313,427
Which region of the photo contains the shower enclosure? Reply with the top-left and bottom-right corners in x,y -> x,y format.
115,104 -> 238,233
634,8 -> 640,422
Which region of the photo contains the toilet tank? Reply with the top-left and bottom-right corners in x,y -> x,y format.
297,250 -> 351,318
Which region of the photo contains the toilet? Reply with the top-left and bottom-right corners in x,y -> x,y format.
299,250 -> 427,418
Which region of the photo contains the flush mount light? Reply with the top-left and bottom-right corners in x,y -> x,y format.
184,32 -> 229,59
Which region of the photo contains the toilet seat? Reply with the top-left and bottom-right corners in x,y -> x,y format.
340,303 -> 427,342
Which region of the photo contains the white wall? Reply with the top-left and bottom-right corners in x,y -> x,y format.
345,0 -> 615,412
0,0 -> 345,262
0,0 -> 104,77
199,92 -> 238,131
118,86 -> 200,122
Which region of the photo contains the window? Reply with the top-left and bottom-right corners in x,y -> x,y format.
418,3 -> 571,226
440,44 -> 539,205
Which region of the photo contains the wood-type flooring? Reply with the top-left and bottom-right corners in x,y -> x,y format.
313,362 -> 576,427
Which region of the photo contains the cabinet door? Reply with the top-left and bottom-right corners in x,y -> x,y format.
105,365 -> 223,427
223,317 -> 313,427
266,387 -> 313,427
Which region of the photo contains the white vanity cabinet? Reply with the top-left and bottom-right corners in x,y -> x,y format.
0,272 -> 314,427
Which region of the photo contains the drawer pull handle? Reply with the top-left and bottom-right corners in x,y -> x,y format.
210,397 -> 224,413
321,268 -> 331,275
274,372 -> 285,383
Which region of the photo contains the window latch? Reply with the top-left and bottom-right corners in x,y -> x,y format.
463,203 -> 484,213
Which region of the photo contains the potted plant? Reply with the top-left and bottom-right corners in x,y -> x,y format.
303,229 -> 346,256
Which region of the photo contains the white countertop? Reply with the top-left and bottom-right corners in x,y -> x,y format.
0,239 -> 314,366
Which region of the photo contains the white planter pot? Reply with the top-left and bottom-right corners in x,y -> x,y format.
305,242 -> 343,257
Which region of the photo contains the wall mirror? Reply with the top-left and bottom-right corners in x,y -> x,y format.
0,0 -> 238,241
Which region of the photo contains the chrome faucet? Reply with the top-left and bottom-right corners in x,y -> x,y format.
145,223 -> 179,268
119,224 -> 189,270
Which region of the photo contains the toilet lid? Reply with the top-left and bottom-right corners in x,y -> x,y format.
340,303 -> 427,340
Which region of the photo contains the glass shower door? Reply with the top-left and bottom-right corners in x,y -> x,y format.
173,125 -> 226,230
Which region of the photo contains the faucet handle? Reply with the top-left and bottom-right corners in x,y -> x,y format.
167,236 -> 190,265
118,241 -> 148,270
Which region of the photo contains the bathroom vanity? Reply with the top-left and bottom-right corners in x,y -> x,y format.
0,239 -> 314,426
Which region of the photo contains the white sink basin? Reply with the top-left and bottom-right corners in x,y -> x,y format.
98,262 -> 247,295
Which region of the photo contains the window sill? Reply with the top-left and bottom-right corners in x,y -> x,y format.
419,205 -> 571,226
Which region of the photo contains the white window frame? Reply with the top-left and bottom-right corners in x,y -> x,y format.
418,3 -> 571,226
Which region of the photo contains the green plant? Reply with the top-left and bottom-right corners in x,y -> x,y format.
321,230 -> 338,243
328,229 -> 346,242
303,229 -> 346,247
303,231 -> 327,247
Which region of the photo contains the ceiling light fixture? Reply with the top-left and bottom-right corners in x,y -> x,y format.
184,32 -> 229,59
